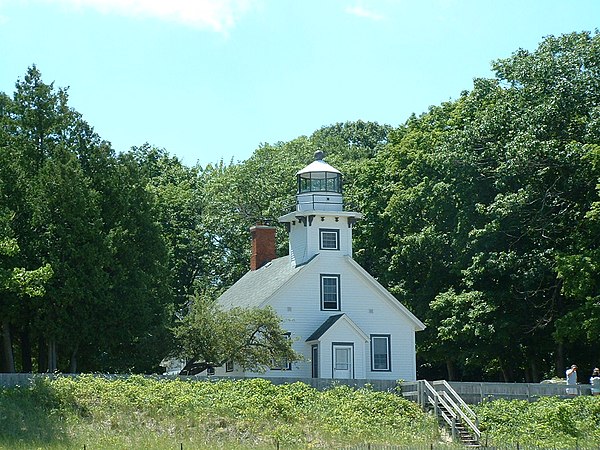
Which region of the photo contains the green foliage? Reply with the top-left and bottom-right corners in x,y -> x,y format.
0,67 -> 173,373
0,376 -> 439,449
354,31 -> 600,380
173,294 -> 300,372
3,30 -> 600,383
477,396 -> 600,448
200,121 -> 392,288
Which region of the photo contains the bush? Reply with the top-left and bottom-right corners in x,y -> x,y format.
0,376 -> 440,449
477,396 -> 600,448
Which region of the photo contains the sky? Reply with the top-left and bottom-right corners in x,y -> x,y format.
1,0 -> 599,167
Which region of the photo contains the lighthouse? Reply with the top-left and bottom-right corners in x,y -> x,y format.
278,151 -> 362,267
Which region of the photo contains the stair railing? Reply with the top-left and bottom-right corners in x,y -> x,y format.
405,380 -> 481,444
432,380 -> 480,440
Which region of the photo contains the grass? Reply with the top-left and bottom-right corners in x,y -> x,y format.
476,395 -> 600,449
6,375 -> 599,449
0,375 -> 442,449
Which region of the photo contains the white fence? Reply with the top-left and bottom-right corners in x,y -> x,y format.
446,381 -> 591,403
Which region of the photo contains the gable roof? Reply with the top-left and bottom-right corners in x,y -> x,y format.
217,255 -> 316,310
216,252 -> 425,332
305,314 -> 344,341
343,256 -> 426,331
305,313 -> 369,342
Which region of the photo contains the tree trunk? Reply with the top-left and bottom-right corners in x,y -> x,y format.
48,339 -> 57,372
69,344 -> 78,373
38,337 -> 48,373
499,359 -> 513,382
1,318 -> 15,372
530,359 -> 540,383
20,328 -> 32,372
524,366 -> 531,383
446,358 -> 456,381
555,341 -> 564,378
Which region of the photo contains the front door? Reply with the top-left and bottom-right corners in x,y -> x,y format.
332,344 -> 353,379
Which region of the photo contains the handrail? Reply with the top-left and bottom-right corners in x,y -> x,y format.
434,380 -> 478,422
422,381 -> 455,426
440,391 -> 481,439
418,380 -> 481,444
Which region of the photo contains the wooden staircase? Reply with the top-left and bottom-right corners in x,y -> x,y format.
403,380 -> 481,448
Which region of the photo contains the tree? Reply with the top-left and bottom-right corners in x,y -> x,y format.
354,31 -> 600,381
132,144 -> 212,309
2,67 -> 174,373
173,293 -> 300,374
0,212 -> 52,372
200,122 -> 392,290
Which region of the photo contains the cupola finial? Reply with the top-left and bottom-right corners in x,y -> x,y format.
314,150 -> 324,161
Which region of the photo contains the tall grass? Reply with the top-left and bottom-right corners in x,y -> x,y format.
477,396 -> 600,449
0,376 -> 441,449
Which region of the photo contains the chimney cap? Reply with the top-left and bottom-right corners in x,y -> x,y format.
250,224 -> 277,230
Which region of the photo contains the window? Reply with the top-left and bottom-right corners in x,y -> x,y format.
225,360 -> 234,372
298,172 -> 342,194
270,333 -> 292,370
320,229 -> 340,250
371,335 -> 391,371
321,274 -> 340,310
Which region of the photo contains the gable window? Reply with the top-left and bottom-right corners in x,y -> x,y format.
320,229 -> 340,250
321,274 -> 341,310
225,360 -> 234,372
270,333 -> 292,370
371,334 -> 391,371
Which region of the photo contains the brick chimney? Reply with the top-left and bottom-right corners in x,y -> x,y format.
250,225 -> 276,270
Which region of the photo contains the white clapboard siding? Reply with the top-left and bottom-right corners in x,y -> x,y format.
224,254 -> 421,381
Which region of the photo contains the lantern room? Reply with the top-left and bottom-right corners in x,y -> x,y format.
296,151 -> 343,212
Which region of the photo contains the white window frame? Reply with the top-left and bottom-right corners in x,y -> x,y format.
319,228 -> 340,250
371,334 -> 391,372
321,274 -> 341,311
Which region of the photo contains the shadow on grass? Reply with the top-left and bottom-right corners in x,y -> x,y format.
0,378 -> 71,448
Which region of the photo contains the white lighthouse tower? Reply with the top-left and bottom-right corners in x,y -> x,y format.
278,151 -> 362,266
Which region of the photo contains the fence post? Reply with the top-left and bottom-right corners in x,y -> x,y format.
452,417 -> 457,441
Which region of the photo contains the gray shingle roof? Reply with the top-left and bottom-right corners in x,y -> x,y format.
305,314 -> 344,342
216,256 -> 306,310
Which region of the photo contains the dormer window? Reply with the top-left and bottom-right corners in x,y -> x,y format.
320,229 -> 340,250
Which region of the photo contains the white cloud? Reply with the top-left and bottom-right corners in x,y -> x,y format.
40,0 -> 258,33
345,4 -> 385,21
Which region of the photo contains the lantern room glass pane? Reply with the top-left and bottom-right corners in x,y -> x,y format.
298,172 -> 342,193
311,176 -> 324,191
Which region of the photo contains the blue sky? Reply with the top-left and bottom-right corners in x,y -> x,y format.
1,1 -> 599,167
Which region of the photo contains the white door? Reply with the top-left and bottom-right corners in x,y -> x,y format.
333,344 -> 353,379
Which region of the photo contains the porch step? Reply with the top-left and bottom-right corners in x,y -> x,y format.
435,403 -> 480,447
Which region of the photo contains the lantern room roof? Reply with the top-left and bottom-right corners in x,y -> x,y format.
296,158 -> 341,176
